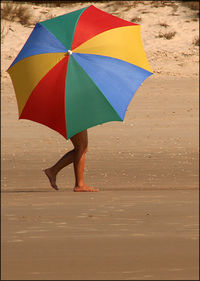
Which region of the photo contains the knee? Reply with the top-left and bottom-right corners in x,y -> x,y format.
71,130 -> 88,154
74,143 -> 88,154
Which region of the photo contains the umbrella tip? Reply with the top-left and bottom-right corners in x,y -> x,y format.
67,50 -> 73,55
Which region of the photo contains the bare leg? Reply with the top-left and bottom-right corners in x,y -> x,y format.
71,130 -> 99,192
44,130 -> 98,191
44,149 -> 75,190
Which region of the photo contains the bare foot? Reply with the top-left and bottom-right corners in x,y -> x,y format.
44,168 -> 59,190
74,185 -> 99,192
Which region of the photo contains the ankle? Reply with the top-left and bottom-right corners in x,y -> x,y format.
48,167 -> 57,176
75,183 -> 85,188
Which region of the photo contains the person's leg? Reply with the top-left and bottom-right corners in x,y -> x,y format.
44,149 -> 75,190
71,130 -> 99,192
44,130 -> 98,191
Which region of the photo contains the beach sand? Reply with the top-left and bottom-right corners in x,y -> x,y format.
1,190 -> 199,280
1,1 -> 199,280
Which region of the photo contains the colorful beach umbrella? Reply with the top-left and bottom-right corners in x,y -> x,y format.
7,5 -> 153,139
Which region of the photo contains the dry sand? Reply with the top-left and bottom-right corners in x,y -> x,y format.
1,1 -> 199,280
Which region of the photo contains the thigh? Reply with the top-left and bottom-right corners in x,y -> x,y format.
70,130 -> 88,149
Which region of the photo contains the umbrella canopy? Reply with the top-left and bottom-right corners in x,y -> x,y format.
7,5 -> 153,139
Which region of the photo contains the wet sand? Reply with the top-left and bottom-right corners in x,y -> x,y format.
1,190 -> 199,280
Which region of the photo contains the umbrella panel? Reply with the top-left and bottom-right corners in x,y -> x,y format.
71,5 -> 136,50
73,25 -> 152,72
40,6 -> 88,50
65,55 -> 121,139
72,53 -> 152,121
20,56 -> 69,138
9,23 -> 67,69
7,52 -> 66,116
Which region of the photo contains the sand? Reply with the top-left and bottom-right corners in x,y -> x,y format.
1,190 -> 199,280
1,1 -> 199,280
